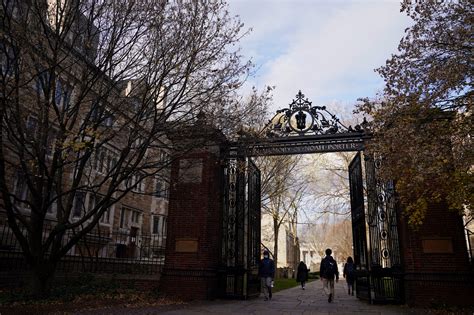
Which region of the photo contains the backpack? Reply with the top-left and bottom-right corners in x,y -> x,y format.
323,258 -> 337,279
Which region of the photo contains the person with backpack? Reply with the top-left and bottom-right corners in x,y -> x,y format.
320,248 -> 339,303
258,250 -> 275,301
296,261 -> 309,289
343,256 -> 355,296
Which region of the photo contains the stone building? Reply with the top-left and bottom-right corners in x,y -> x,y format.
299,243 -> 322,273
0,0 -> 170,266
261,213 -> 299,277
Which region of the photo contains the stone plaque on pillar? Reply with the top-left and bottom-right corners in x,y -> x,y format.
422,238 -> 453,253
175,238 -> 199,252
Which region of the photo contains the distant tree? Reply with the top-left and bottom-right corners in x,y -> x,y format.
305,153 -> 355,218
0,0 -> 255,296
299,218 -> 352,263
258,155 -> 306,268
357,1 -> 473,227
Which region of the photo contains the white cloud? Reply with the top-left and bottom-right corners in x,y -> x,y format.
228,0 -> 411,115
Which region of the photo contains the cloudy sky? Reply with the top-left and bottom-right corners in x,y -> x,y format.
226,1 -> 413,224
227,0 -> 412,119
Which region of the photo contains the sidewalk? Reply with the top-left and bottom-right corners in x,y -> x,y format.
155,280 -> 414,315
75,280 -> 435,315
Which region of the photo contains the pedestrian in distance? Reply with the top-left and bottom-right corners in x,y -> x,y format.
258,250 -> 275,301
320,248 -> 339,303
296,261 -> 309,290
343,256 -> 356,296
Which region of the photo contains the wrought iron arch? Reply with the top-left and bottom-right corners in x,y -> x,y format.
235,91 -> 371,156
221,91 -> 403,304
263,90 -> 368,137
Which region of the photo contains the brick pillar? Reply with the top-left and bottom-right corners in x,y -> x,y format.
160,128 -> 225,300
398,201 -> 474,306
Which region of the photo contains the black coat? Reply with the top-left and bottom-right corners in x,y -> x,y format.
258,258 -> 275,278
320,256 -> 339,280
296,262 -> 309,282
343,262 -> 355,284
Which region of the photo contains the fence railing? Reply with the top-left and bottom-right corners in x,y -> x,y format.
0,225 -> 166,275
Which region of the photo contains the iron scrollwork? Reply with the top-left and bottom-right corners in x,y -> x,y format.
264,91 -> 368,137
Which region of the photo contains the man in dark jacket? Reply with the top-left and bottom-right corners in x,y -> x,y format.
320,248 -> 339,303
258,250 -> 275,301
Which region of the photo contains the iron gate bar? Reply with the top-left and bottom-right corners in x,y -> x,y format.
246,159 -> 262,298
349,153 -> 371,302
221,152 -> 262,299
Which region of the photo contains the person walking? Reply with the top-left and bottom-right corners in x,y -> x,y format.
343,256 -> 356,296
258,250 -> 275,301
296,261 -> 309,290
320,248 -> 339,303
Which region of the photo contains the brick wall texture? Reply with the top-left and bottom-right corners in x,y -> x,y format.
398,201 -> 474,306
159,147 -> 224,300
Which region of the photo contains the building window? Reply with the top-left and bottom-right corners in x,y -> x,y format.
158,150 -> 169,164
120,207 -> 129,228
126,172 -> 145,193
154,177 -> 169,198
100,205 -> 111,224
99,151 -> 107,173
93,147 -> 118,175
46,128 -> 58,158
13,170 -> 30,210
131,210 -> 141,225
88,194 -> 111,224
103,110 -> 114,127
91,101 -> 114,127
120,207 -> 141,228
54,79 -> 72,110
34,68 -> 51,97
47,189 -> 57,214
72,191 -> 86,218
152,215 -> 167,236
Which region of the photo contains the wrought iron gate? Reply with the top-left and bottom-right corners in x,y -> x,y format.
350,153 -> 404,304
349,153 -> 370,300
365,155 -> 403,303
220,153 -> 261,298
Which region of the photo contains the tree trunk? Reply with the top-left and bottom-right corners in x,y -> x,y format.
29,261 -> 56,298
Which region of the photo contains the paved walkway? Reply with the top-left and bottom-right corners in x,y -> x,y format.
155,280 -> 415,315
75,280 -> 436,315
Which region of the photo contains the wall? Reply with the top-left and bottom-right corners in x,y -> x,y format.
399,201 -> 474,306
159,129 -> 225,300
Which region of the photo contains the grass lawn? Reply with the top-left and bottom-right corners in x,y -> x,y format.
273,278 -> 315,293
